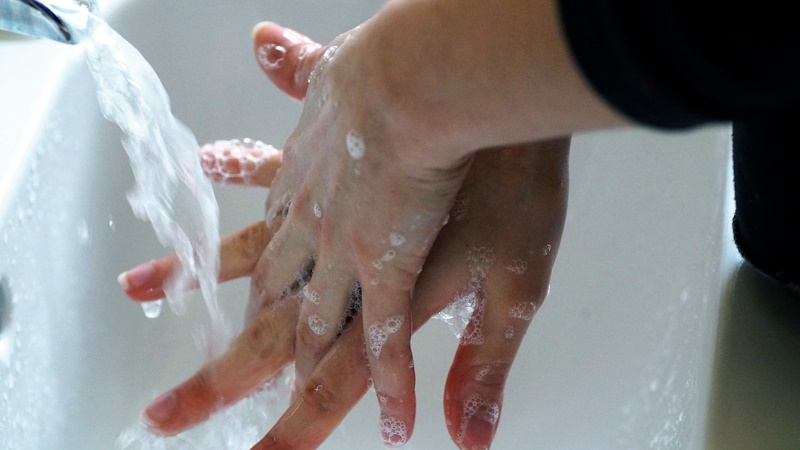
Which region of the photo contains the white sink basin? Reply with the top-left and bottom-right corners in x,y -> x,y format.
6,1 -> 798,449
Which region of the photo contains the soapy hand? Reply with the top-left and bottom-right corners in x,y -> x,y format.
118,22 -> 569,449
247,20 -> 475,429
121,141 -> 568,449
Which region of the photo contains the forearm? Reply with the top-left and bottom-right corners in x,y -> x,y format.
344,0 -> 627,166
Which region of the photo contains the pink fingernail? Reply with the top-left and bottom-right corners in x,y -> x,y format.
251,21 -> 273,40
118,261 -> 156,290
143,392 -> 177,426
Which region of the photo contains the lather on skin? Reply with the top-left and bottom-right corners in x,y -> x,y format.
117,0 -> 625,445
119,23 -> 569,449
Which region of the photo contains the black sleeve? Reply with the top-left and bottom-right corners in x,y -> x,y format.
733,112 -> 800,293
558,1 -> 800,128
558,1 -> 800,290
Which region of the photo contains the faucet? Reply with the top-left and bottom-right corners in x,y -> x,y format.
0,0 -> 97,44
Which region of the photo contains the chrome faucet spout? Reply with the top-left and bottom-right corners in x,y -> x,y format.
0,0 -> 97,44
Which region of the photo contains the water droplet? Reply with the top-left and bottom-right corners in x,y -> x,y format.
389,232 -> 407,247
141,300 -> 163,319
381,249 -> 397,262
346,130 -> 366,160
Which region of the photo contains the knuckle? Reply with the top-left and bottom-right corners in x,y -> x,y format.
183,369 -> 223,411
241,314 -> 279,360
295,319 -> 332,360
373,339 -> 411,366
298,374 -> 340,414
468,361 -> 512,392
233,222 -> 270,260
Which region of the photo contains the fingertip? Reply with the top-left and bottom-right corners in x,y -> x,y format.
142,391 -> 178,432
444,390 -> 501,450
117,261 -> 156,292
251,22 -> 320,100
117,271 -> 129,290
379,412 -> 412,448
374,383 -> 417,448
251,21 -> 276,41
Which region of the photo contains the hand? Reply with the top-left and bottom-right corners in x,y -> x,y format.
121,139 -> 568,450
118,22 -> 570,448
247,18 -> 475,428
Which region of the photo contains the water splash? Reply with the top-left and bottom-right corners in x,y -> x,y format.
82,16 -> 230,356
116,371 -> 292,450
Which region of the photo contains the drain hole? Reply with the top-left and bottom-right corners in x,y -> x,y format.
0,277 -> 10,334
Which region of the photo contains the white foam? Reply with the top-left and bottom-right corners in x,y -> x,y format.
301,285 -> 321,305
308,314 -> 329,336
345,130 -> 366,160
380,249 -> 397,262
457,394 -> 500,444
200,139 -> 278,184
466,245 -> 495,281
474,365 -> 492,382
368,315 -> 404,358
509,301 -> 537,321
256,43 -> 286,70
389,232 -> 407,247
505,259 -> 528,275
378,415 -> 407,448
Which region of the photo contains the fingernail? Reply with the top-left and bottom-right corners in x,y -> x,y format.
456,394 -> 500,449
118,261 -> 156,291
251,21 -> 274,40
143,392 -> 177,426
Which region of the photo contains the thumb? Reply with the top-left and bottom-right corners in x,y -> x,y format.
252,21 -> 322,100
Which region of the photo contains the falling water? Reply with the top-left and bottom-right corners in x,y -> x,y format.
81,15 -> 231,358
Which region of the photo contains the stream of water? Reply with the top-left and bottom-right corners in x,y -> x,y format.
77,10 -> 281,450
83,16 -> 230,356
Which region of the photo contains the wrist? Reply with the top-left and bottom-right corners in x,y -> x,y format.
333,0 -> 626,167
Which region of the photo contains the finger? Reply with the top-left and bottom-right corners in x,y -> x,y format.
252,21 -> 322,100
245,212 -> 315,325
120,221 -> 272,301
293,259 -> 357,392
143,298 -> 299,436
258,245 -> 464,449
360,281 -> 417,448
442,282 -> 545,450
253,319 -> 371,450
200,139 -> 282,187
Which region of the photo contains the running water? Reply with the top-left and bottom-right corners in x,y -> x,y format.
81,15 -> 231,357
73,10 -> 283,449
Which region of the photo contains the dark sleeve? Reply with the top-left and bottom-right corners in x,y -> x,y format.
733,112 -> 800,293
558,0 -> 800,128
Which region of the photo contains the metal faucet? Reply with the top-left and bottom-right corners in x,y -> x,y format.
0,0 -> 97,44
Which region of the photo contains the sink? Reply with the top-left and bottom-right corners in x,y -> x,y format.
3,0 -> 781,448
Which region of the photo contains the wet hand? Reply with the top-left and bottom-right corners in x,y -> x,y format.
120,138 -> 568,449
118,22 -> 570,449
246,20 -> 475,427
